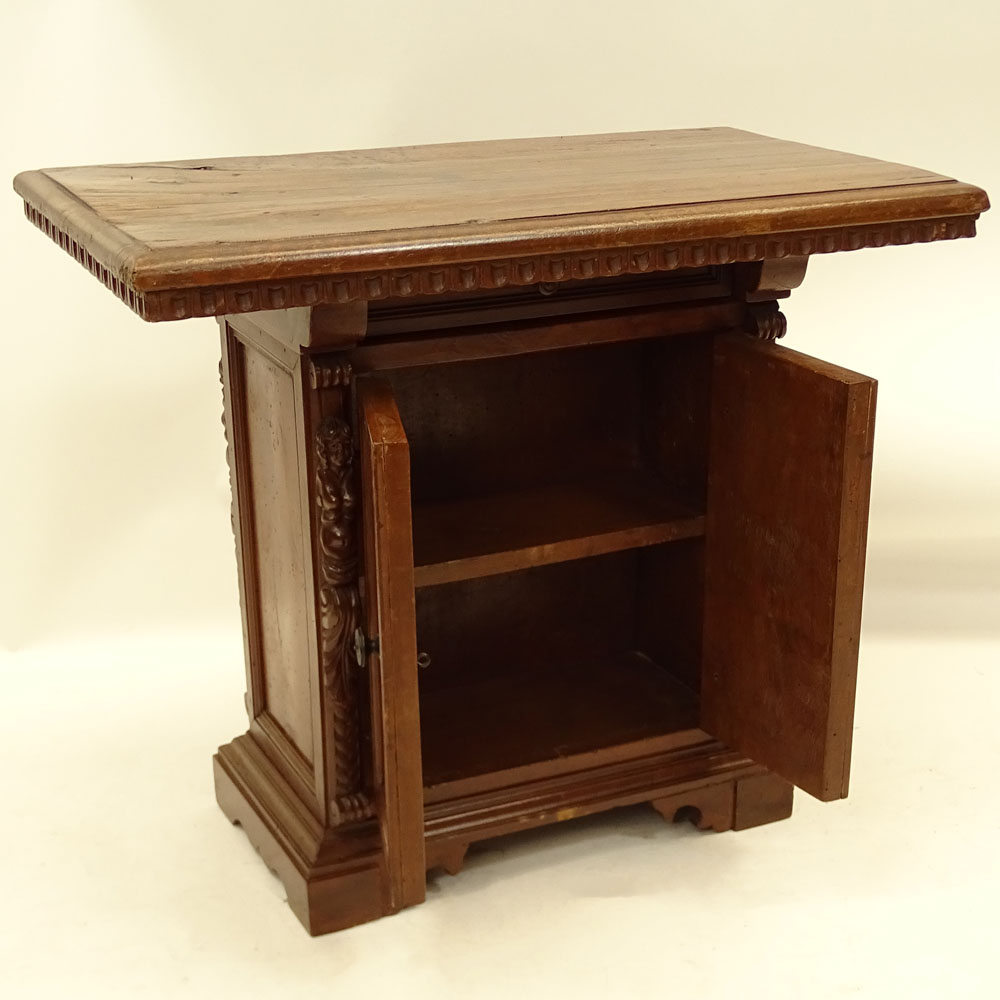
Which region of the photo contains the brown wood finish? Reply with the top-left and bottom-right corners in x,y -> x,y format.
14,129 -> 986,319
13,129 -> 987,936
651,782 -> 735,832
366,268 -> 732,336
422,735 -> 797,873
733,773 -> 795,831
414,551 -> 642,694
420,651 -> 700,786
411,477 -> 704,588
739,256 -> 810,302
636,538 -> 706,694
303,351 -> 372,824
220,319 -> 328,818
357,378 -> 426,911
215,735 -> 386,936
702,335 -> 877,802
244,302 -> 369,352
351,301 -> 743,372
423,729 -> 710,806
383,341 -> 647,502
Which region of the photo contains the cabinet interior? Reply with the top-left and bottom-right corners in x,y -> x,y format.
381,331 -> 714,791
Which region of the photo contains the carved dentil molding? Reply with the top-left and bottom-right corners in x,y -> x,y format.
21,199 -> 978,322
309,359 -> 353,390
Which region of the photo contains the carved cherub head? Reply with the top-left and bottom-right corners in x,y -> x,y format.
317,418 -> 353,476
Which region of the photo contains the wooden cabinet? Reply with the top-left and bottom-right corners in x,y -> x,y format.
213,269 -> 878,931
14,128 -> 988,935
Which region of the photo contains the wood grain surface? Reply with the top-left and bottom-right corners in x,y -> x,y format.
419,651 -> 701,786
701,335 -> 876,802
357,378 -> 426,911
411,477 -> 704,588
14,128 -> 987,319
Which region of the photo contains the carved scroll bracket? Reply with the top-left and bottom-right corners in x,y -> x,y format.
744,302 -> 787,341
741,256 -> 809,302
736,258 -> 801,341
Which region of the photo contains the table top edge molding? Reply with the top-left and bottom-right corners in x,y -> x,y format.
15,195 -> 982,321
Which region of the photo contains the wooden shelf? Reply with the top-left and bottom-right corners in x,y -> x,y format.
411,477 -> 704,588
419,650 -> 701,790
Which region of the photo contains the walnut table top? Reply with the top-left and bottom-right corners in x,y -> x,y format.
13,128 -> 988,322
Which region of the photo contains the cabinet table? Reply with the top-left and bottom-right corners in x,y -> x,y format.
14,128 -> 989,935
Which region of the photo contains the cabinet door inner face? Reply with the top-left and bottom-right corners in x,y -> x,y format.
701,335 -> 877,802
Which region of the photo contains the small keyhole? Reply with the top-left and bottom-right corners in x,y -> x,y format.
417,652 -> 432,670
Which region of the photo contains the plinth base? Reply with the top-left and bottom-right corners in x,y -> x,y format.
215,731 -> 794,935
214,735 -> 393,936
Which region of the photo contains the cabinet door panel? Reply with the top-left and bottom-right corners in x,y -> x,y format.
702,335 -> 876,801
357,377 -> 425,909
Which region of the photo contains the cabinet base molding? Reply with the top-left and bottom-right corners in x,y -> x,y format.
653,771 -> 794,832
218,731 -> 793,935
652,782 -> 736,831
214,735 -> 391,936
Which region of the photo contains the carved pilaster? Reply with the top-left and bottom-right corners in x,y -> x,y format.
313,372 -> 372,824
218,357 -> 238,541
219,348 -> 256,720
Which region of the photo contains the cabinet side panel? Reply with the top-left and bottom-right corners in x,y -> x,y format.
240,345 -> 316,768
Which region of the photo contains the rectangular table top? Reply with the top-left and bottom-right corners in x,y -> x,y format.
14,128 -> 988,321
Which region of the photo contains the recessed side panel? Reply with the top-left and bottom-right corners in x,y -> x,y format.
242,346 -> 315,761
225,323 -> 320,808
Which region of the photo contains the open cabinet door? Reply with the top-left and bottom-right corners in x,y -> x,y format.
702,335 -> 876,801
356,377 -> 426,909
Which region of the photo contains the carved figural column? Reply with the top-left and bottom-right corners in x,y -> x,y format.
307,357 -> 376,824
313,407 -> 370,822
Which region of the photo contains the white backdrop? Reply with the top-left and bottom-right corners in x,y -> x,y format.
1,2 -> 997,997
